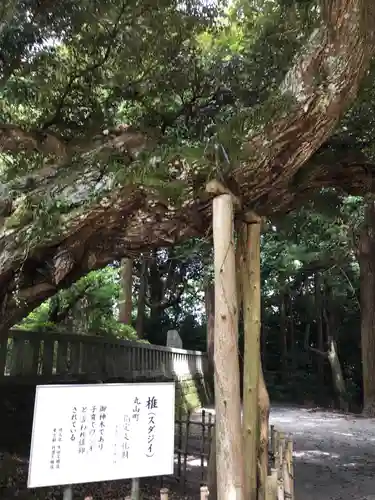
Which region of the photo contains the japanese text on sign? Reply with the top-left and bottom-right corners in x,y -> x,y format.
28,382 -> 175,489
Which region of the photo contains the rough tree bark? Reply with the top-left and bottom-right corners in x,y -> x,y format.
119,258 -> 133,324
358,199 -> 375,416
212,191 -> 244,500
0,0 -> 374,334
240,218 -> 261,500
238,217 -> 270,500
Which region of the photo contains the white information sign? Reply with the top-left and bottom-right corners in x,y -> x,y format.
27,382 -> 175,488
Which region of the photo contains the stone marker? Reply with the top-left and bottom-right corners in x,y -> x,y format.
166,329 -> 183,349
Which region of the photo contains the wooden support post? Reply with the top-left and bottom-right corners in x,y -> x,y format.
212,192 -> 244,500
240,219 -> 261,500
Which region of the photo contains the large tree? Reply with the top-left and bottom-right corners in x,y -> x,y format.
1,0 -> 375,337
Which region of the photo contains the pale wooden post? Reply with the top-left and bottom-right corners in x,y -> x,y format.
201,485 -> 210,500
160,488 -> 169,500
211,187 -> 244,500
287,439 -> 294,500
265,469 -> 278,500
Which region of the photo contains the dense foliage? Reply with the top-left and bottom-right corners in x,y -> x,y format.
17,192 -> 367,409
2,0 -> 375,414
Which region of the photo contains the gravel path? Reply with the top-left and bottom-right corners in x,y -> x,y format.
193,404 -> 375,500
270,405 -> 375,500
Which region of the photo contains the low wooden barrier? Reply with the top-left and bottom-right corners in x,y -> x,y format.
266,426 -> 294,500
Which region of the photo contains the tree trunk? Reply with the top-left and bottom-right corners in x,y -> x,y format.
280,293 -> 288,381
240,220 -> 261,500
212,193 -> 244,500
314,272 -> 325,385
1,0 -> 374,336
288,295 -> 296,370
207,429 -> 217,500
205,283 -> 215,396
118,258 -> 133,324
359,200 -> 375,416
326,337 -> 348,412
136,259 -> 147,338
257,358 -> 270,500
323,306 -> 349,412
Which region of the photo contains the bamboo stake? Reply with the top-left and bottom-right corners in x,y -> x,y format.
278,432 -> 285,479
265,468 -> 278,500
282,458 -> 292,500
201,485 -> 210,500
277,477 -> 284,500
287,440 -> 294,500
160,488 -> 169,500
270,425 -> 275,458
273,429 -> 280,471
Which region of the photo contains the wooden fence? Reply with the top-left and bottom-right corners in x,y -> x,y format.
0,329 -> 207,382
267,426 -> 294,500
169,410 -> 294,499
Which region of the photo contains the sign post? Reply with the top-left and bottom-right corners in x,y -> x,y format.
27,382 -> 175,491
63,485 -> 73,500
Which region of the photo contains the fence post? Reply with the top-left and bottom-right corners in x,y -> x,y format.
200,485 -> 209,500
160,488 -> 169,500
265,468 -> 278,500
131,477 -> 140,500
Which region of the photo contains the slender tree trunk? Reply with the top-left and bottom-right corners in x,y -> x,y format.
326,337 -> 348,412
241,220 -> 261,500
359,200 -> 375,416
119,258 -> 133,324
280,293 -> 288,381
212,193 -> 244,500
314,272 -> 324,385
257,357 -> 270,500
323,306 -> 349,412
288,295 -> 296,370
136,259 -> 147,338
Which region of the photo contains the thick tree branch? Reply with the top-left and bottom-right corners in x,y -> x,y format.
0,0 -> 374,334
235,0 -> 375,210
304,324 -> 328,358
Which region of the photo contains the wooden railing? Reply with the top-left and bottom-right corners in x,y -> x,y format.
0,329 -> 207,382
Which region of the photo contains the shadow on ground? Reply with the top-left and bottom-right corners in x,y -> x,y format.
270,405 -> 375,500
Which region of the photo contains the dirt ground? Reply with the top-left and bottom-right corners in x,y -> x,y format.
192,404 -> 375,500
3,404 -> 375,499
269,404 -> 375,500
